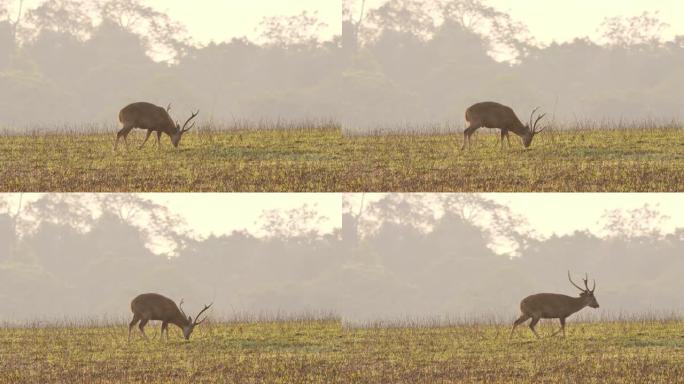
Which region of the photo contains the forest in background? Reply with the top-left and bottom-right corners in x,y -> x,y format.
2,1 -> 683,129
341,0 -> 684,130
0,0 -> 342,127
0,194 -> 344,321
2,193 -> 683,323
342,194 -> 684,322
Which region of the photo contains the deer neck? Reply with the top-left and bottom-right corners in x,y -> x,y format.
171,310 -> 191,328
508,121 -> 529,137
568,296 -> 590,315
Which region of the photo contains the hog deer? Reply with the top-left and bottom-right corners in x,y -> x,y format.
462,102 -> 546,150
128,293 -> 213,341
510,271 -> 599,339
115,102 -> 199,150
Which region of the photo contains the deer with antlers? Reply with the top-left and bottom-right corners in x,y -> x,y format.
128,293 -> 213,341
510,271 -> 599,339
462,102 -> 546,150
115,102 -> 199,150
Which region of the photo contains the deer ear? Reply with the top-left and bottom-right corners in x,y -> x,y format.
188,316 -> 192,323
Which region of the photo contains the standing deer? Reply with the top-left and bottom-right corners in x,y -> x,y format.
128,293 -> 213,341
115,102 -> 199,150
462,101 -> 546,150
510,272 -> 599,339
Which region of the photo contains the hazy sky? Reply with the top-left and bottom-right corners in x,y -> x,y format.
10,0 -> 341,43
4,193 -> 341,238
349,193 -> 684,238
354,0 -> 684,43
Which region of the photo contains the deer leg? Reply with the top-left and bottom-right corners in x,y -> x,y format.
156,131 -> 162,150
560,317 -> 566,337
128,314 -> 140,342
462,124 -> 479,150
138,318 -> 149,340
139,130 -> 153,149
115,125 -> 134,150
161,321 -> 168,341
510,314 -> 530,339
529,317 -> 541,339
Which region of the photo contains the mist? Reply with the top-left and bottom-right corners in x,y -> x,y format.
341,0 -> 684,132
0,194 -> 344,323
341,194 -> 684,324
0,0 -> 342,128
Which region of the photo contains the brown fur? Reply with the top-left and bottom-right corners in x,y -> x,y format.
128,293 -> 211,341
510,273 -> 599,339
115,102 -> 198,150
462,101 -> 545,150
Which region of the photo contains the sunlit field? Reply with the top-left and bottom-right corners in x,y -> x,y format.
339,318 -> 684,383
0,319 -> 343,384
0,124 -> 344,192
2,123 -> 684,192
3,317 -> 684,383
342,125 -> 684,192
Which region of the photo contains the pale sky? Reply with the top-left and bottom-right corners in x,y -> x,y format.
348,193 -> 684,239
354,0 -> 684,44
10,0 -> 341,43
4,193 -> 342,239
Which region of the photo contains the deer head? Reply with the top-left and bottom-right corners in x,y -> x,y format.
171,110 -> 199,148
568,271 -> 599,308
179,299 -> 213,340
522,107 -> 546,148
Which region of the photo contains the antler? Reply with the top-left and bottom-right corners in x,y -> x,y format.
583,273 -> 596,293
568,271 -> 586,292
181,110 -> 200,133
192,303 -> 213,325
166,103 -> 172,113
178,298 -> 188,317
529,107 -> 547,134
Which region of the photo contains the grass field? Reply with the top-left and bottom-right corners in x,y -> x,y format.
341,320 -> 684,383
342,127 -> 684,192
0,319 -> 343,384
2,319 -> 684,383
2,125 -> 684,191
0,126 -> 345,192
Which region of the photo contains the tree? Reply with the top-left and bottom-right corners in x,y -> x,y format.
258,11 -> 328,48
24,0 -> 94,41
98,0 -> 190,62
599,11 -> 670,47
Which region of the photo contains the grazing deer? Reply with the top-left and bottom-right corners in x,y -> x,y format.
510,271 -> 599,339
128,293 -> 213,341
115,102 -> 199,150
462,101 -> 546,150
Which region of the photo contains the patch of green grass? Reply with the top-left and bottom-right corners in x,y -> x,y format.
2,126 -> 683,191
340,320 -> 684,383
0,320 -> 344,384
2,319 -> 684,382
0,127 -> 345,192
341,128 -> 684,192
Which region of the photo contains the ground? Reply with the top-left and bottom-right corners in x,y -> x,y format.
1,319 -> 684,383
1,127 -> 683,191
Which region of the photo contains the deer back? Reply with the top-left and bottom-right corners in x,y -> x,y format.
119,102 -> 177,134
466,102 -> 526,131
520,293 -> 585,318
131,293 -> 188,325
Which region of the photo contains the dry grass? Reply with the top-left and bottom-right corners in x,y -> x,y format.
340,127 -> 684,192
0,319 -> 343,384
2,124 -> 684,191
3,317 -> 684,383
